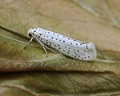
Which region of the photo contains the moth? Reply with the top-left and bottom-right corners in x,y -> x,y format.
24,28 -> 97,61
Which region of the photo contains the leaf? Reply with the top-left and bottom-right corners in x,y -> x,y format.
0,0 -> 120,96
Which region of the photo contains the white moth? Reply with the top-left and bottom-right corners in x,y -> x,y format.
24,28 -> 97,61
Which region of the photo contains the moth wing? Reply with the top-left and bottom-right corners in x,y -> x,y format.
59,41 -> 97,61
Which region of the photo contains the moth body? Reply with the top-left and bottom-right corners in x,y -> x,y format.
27,28 -> 97,61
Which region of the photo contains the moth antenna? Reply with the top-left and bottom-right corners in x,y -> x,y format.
24,37 -> 34,49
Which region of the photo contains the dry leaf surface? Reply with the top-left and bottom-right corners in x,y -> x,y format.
0,0 -> 120,96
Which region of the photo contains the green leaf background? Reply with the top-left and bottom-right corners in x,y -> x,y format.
0,0 -> 120,96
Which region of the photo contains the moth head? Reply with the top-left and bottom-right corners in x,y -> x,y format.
28,28 -> 36,37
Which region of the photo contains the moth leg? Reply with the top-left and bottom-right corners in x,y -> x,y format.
42,45 -> 48,58
34,36 -> 48,58
37,41 -> 48,58
24,37 -> 33,49
44,45 -> 58,53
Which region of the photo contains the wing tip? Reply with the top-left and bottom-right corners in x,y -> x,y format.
90,42 -> 97,60
85,42 -> 97,61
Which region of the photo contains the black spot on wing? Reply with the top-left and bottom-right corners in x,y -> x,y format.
86,46 -> 88,49
38,36 -> 40,38
67,52 -> 69,54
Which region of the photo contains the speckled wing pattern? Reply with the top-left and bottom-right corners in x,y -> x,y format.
29,28 -> 97,61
